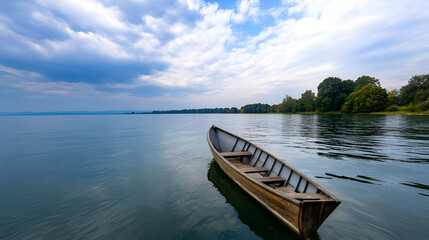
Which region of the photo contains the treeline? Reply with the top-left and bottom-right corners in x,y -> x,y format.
153,107 -> 239,114
136,74 -> 428,114
241,74 -> 429,113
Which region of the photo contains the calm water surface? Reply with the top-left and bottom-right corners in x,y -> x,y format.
0,114 -> 428,239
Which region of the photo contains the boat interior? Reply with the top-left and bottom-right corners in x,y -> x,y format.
210,127 -> 331,202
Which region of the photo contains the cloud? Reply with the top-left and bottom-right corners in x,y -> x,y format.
1,0 -> 429,111
232,0 -> 260,23
0,65 -> 42,79
0,64 -> 101,96
36,0 -> 127,32
141,0 -> 429,106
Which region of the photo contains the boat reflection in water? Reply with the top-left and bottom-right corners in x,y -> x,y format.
207,160 -> 320,240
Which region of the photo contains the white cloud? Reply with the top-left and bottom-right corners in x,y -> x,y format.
0,65 -> 103,96
0,65 -> 43,78
232,0 -> 260,23
31,11 -> 70,35
36,0 -> 127,32
45,29 -> 134,59
179,0 -> 203,11
2,0 -> 429,110
141,0 -> 429,106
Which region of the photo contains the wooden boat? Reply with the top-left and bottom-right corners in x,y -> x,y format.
207,125 -> 341,240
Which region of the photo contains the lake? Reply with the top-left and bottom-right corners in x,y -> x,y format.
0,114 -> 428,239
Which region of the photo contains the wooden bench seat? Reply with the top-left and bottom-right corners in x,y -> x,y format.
220,151 -> 252,158
229,159 -> 251,169
241,167 -> 269,173
276,186 -> 295,193
277,187 -> 329,201
252,176 -> 286,184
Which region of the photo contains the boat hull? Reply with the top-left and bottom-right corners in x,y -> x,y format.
210,146 -> 301,233
207,126 -> 340,239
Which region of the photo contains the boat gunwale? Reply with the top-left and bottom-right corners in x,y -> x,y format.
207,125 -> 340,205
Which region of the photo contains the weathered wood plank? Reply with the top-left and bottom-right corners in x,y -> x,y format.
277,187 -> 329,200
276,186 -> 295,193
241,167 -> 269,173
220,151 -> 252,158
229,159 -> 251,169
253,176 -> 286,184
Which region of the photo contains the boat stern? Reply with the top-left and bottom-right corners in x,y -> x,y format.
298,199 -> 341,239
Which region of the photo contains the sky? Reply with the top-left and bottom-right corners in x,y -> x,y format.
1,0 -> 429,111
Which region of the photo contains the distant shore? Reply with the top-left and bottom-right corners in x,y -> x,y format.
124,110 -> 429,115
1,110 -> 428,116
0,110 -> 149,116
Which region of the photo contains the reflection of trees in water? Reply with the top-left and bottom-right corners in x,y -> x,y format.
277,114 -> 428,163
299,114 -> 318,139
277,115 -> 311,148
394,116 -> 429,163
397,115 -> 429,141
279,114 -> 301,137
278,114 -> 390,161
313,114 -> 390,161
317,114 -> 387,142
207,160 -> 321,240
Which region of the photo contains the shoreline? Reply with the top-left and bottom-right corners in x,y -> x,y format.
2,111 -> 428,116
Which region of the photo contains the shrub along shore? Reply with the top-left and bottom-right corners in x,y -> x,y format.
143,74 -> 429,115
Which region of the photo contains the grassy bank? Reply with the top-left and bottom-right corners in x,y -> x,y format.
296,109 -> 429,115
370,111 -> 429,115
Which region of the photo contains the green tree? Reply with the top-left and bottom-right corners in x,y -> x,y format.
414,88 -> 429,103
229,107 -> 238,113
268,104 -> 279,113
415,99 -> 429,112
354,75 -> 380,91
387,89 -> 400,105
295,90 -> 316,112
316,77 -> 354,112
278,95 -> 297,113
399,74 -> 429,105
240,103 -> 271,113
342,85 -> 388,113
